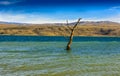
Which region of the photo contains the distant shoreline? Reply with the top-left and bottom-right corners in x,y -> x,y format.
0,22 -> 120,36
0,35 -> 120,37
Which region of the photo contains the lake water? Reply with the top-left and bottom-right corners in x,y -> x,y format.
0,36 -> 120,76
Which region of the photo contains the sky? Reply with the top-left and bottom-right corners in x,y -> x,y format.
0,0 -> 120,24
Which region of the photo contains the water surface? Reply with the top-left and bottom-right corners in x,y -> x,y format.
0,36 -> 120,76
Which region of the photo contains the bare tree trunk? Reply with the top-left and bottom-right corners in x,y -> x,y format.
66,18 -> 81,50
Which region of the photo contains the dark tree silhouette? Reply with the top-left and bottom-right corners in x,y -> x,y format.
66,18 -> 81,50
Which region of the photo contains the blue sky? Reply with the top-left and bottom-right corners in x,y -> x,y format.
0,0 -> 120,23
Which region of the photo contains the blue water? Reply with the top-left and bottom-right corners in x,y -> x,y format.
0,36 -> 120,76
0,35 -> 120,42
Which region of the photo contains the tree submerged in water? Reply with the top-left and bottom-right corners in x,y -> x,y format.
66,18 -> 81,50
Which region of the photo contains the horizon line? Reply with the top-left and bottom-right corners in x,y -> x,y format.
0,20 -> 119,24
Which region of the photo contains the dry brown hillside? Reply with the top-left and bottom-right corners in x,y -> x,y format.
0,22 -> 120,36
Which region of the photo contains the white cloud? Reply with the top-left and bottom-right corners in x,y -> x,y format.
0,1 -> 13,5
109,6 -> 120,11
0,0 -> 23,5
0,12 -> 120,24
0,13 -> 68,24
82,14 -> 120,23
111,6 -> 120,9
104,14 -> 120,23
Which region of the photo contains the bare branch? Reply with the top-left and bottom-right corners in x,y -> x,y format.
66,18 -> 82,50
72,18 -> 81,30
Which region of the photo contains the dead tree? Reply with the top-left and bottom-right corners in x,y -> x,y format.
66,18 -> 81,50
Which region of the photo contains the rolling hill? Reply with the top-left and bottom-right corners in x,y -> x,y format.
0,21 -> 120,36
